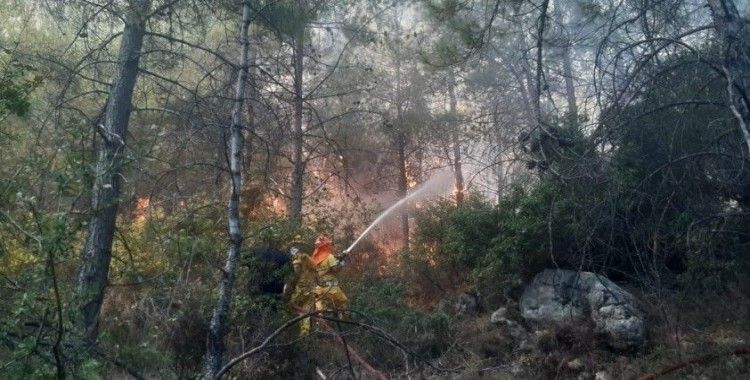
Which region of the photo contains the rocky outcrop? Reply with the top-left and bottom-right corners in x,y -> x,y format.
490,306 -> 536,353
520,269 -> 646,349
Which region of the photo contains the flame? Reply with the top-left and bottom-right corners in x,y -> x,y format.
270,196 -> 286,214
133,196 -> 150,222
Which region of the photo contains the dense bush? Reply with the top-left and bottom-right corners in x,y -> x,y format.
410,185 -> 580,305
348,277 -> 453,364
407,54 -> 750,308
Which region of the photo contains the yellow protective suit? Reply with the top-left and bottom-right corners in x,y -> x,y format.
314,254 -> 349,312
288,252 -> 317,336
311,236 -> 349,314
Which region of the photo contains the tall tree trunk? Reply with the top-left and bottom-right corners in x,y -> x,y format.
531,0 -> 552,168
245,30 -> 258,156
534,0 -> 550,129
561,40 -> 577,124
203,3 -> 252,378
509,65 -> 536,128
393,22 -> 409,250
552,0 -> 578,125
289,13 -> 305,224
448,70 -> 464,206
76,0 -> 149,342
396,131 -> 409,249
707,0 -> 750,154
415,144 -> 424,183
509,24 -> 537,128
492,105 -> 504,204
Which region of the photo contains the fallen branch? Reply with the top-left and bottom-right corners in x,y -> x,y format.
215,312 -> 309,379
315,317 -> 387,380
638,346 -> 750,380
215,309 -> 458,379
322,311 -> 457,374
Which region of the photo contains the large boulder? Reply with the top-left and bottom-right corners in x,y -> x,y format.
520,269 -> 646,349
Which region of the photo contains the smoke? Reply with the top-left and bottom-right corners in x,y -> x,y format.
408,167 -> 455,200
345,168 -> 454,253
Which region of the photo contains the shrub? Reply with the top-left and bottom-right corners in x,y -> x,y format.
348,277 -> 453,365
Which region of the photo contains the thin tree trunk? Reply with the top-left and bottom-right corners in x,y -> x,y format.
396,131 -> 409,249
203,2 -> 252,378
492,105 -> 504,204
245,29 -> 258,157
289,12 -> 305,224
448,70 -> 464,206
415,144 -> 424,183
509,65 -> 536,128
392,17 -> 409,249
707,0 -> 750,154
561,40 -> 577,124
76,0 -> 149,342
534,0 -> 550,129
552,0 -> 578,125
531,0 -> 552,168
513,21 -> 538,129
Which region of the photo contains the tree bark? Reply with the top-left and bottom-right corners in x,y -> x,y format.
492,104 -> 504,204
203,2 -> 252,378
707,0 -> 750,154
392,19 -> 409,250
561,40 -> 577,124
76,0 -> 149,342
534,0 -> 550,129
509,24 -> 537,128
289,6 -> 305,225
551,0 -> 577,125
396,130 -> 409,250
448,70 -> 464,206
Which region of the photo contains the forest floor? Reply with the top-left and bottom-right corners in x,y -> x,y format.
424,295 -> 750,379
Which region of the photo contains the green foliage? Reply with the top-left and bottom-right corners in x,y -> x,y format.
412,196 -> 500,271
0,53 -> 41,121
409,188 -> 577,304
407,51 -> 750,305
0,210 -> 80,378
257,0 -> 327,40
421,0 -> 486,65
349,277 -> 453,362
479,181 -> 580,282
246,216 -> 315,249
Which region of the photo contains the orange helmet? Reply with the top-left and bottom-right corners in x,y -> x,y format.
314,234 -> 332,248
312,235 -> 333,265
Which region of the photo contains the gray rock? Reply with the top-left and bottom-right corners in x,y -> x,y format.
520,269 -> 646,349
490,307 -> 508,323
490,306 -> 533,352
492,316 -> 529,339
567,358 -> 585,371
595,370 -> 612,380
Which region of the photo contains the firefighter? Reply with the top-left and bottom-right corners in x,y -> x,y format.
286,245 -> 317,336
310,235 -> 349,314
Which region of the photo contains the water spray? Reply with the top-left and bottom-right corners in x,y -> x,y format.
343,169 -> 454,254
